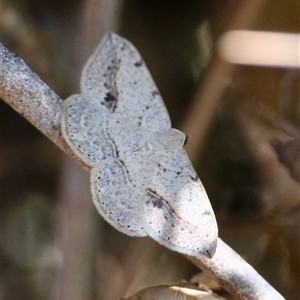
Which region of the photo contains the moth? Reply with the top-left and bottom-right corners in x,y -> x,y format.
62,32 -> 218,258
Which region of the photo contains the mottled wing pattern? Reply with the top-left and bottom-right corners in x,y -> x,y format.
62,94 -> 159,166
81,32 -> 171,131
62,95 -> 116,166
91,160 -> 146,236
145,149 -> 218,257
91,148 -> 163,236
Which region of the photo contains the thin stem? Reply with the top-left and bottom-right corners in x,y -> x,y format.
187,239 -> 284,300
0,43 -> 89,171
0,42 -> 284,300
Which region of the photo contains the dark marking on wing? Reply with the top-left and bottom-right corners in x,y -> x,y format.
146,188 -> 205,233
203,210 -> 212,216
117,158 -> 137,189
103,119 -> 119,157
190,175 -> 198,181
137,116 -> 142,126
104,92 -> 116,103
146,189 -> 164,209
101,90 -> 117,111
152,91 -> 159,97
152,198 -> 164,209
120,43 -> 126,51
134,61 -> 143,67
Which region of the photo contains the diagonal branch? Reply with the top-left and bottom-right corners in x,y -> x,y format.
187,239 -> 284,300
0,43 -> 89,171
0,43 -> 284,300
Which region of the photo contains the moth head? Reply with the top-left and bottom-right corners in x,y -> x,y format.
169,129 -> 186,147
148,129 -> 186,151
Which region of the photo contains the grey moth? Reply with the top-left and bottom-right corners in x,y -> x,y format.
62,32 -> 218,258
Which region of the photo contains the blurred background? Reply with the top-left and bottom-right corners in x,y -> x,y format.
1,0 -> 299,299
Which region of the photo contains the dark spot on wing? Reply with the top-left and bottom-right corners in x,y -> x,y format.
152,91 -> 159,97
152,197 -> 164,209
203,210 -> 211,216
205,248 -> 214,259
137,116 -> 142,126
120,44 -> 125,50
102,92 -> 117,110
147,189 -> 164,209
134,61 -> 143,67
190,175 -> 198,181
104,92 -> 116,103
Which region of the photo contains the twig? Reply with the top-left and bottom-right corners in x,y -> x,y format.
187,239 -> 284,300
0,43 -> 89,171
0,43 -> 285,300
